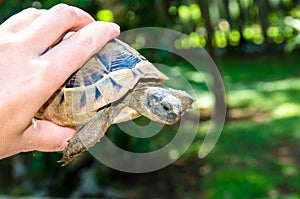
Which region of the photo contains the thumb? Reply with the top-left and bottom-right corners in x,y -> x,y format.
21,119 -> 76,152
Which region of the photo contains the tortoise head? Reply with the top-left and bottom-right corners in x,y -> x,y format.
139,87 -> 195,124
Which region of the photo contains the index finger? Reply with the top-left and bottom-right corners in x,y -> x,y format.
21,4 -> 95,55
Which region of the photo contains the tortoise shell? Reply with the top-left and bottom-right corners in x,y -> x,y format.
37,39 -> 168,126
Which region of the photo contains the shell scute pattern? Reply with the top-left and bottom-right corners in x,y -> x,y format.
65,76 -> 80,88
111,53 -> 142,71
95,87 -> 101,100
90,70 -> 104,84
63,40 -> 157,113
80,91 -> 86,109
108,77 -> 123,90
66,58 -> 107,89
96,47 -> 143,72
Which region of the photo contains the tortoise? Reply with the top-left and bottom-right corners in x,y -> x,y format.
36,39 -> 195,165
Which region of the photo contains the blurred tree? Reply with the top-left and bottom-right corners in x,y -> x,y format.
2,0 -> 300,52
257,0 -> 270,49
197,0 -> 217,62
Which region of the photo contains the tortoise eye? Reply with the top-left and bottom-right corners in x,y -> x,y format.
162,102 -> 171,112
163,105 -> 169,111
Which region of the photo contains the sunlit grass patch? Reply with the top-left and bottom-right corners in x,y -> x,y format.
256,78 -> 300,92
272,103 -> 300,119
226,76 -> 300,114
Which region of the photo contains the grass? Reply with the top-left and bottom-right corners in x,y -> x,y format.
197,53 -> 300,199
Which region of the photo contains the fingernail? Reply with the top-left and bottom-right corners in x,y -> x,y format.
111,22 -> 120,31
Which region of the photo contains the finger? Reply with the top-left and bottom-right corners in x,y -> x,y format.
36,21 -> 120,98
21,119 -> 76,152
0,8 -> 45,33
22,4 -> 95,54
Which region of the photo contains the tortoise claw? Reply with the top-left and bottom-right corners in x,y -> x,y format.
57,155 -> 72,166
58,137 -> 87,166
58,150 -> 83,166
57,159 -> 68,166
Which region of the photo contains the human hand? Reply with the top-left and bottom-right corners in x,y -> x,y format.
0,4 -> 120,159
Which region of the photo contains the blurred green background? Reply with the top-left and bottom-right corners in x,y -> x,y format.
1,0 -> 300,198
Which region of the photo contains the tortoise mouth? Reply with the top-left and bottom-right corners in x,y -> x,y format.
163,113 -> 181,124
150,103 -> 183,124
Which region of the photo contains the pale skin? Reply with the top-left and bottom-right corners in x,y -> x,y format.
0,4 -> 120,159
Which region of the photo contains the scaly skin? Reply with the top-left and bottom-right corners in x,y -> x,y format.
58,136 -> 87,166
58,107 -> 112,165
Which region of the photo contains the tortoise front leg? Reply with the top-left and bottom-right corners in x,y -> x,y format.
58,107 -> 112,166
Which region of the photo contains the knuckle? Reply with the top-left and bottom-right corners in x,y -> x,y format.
52,3 -> 77,21
0,37 -> 18,55
22,7 -> 41,18
72,30 -> 94,48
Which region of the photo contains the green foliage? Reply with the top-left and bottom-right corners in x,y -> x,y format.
96,9 -> 114,22
2,0 -> 300,52
178,4 -> 201,23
